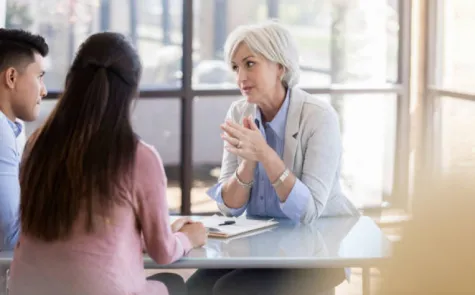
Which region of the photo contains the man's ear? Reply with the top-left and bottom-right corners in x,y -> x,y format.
4,67 -> 18,90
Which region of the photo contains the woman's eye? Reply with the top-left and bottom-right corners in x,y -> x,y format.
246,61 -> 255,68
231,65 -> 238,72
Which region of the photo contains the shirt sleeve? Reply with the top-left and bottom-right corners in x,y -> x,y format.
134,142 -> 192,265
0,141 -> 20,250
279,178 -> 311,222
207,182 -> 248,217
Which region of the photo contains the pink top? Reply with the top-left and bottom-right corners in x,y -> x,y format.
8,141 -> 192,295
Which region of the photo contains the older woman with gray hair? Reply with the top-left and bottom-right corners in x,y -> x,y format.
186,21 -> 359,295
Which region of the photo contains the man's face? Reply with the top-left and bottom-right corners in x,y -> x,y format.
10,52 -> 47,122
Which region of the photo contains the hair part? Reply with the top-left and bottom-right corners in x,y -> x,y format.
20,32 -> 141,241
224,20 -> 300,88
0,28 -> 49,72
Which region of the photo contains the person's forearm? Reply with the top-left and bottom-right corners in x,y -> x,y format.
221,160 -> 257,208
261,147 -> 296,203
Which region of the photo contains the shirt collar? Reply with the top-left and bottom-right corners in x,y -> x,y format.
255,88 -> 290,139
0,111 -> 23,137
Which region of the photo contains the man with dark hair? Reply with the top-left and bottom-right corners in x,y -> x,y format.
0,28 -> 48,251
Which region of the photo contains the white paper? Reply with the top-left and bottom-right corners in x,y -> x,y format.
201,215 -> 278,238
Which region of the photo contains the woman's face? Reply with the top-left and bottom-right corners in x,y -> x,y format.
231,42 -> 283,104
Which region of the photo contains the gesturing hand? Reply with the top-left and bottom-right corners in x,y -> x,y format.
220,116 -> 270,162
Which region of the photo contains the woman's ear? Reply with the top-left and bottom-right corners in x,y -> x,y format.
278,64 -> 285,81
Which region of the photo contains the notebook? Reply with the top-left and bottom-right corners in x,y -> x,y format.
200,214 -> 279,238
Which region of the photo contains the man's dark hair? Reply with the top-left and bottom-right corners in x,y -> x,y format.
0,28 -> 49,72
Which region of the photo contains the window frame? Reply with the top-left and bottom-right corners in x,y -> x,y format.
35,0 -> 412,215
425,0 -> 475,180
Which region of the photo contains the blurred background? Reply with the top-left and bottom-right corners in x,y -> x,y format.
2,0 -> 473,217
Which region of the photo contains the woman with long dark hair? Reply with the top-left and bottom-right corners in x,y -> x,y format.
8,32 -> 206,295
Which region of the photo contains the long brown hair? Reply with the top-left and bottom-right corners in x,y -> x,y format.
20,32 -> 142,241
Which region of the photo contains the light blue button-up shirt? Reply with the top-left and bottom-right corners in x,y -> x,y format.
0,111 -> 22,250
208,90 -> 311,223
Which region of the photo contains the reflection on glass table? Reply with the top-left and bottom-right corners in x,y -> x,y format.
144,216 -> 390,269
201,216 -> 357,259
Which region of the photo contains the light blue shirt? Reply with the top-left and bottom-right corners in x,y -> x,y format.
208,90 -> 311,223
0,111 -> 22,250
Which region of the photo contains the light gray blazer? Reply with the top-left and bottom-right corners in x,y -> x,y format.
218,87 -> 359,223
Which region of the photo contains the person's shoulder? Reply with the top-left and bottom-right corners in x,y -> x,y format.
0,112 -> 16,148
292,88 -> 338,120
292,88 -> 333,112
134,141 -> 167,189
134,140 -> 167,177
136,140 -> 162,163
226,98 -> 254,122
0,111 -> 12,130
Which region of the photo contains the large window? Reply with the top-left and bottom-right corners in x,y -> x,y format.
427,0 -> 475,176
439,97 -> 475,174
191,0 -> 403,212
5,0 -> 184,90
435,0 -> 475,93
193,0 -> 399,89
6,0 -> 410,214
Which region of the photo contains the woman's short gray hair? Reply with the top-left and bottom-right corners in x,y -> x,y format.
223,21 -> 300,88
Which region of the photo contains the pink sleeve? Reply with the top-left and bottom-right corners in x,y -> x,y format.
134,142 -> 193,264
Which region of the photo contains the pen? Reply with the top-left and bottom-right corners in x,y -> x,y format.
218,220 -> 236,226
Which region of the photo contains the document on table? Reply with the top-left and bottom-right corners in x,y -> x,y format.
201,214 -> 279,238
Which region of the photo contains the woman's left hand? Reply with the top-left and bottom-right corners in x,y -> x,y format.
220,116 -> 270,162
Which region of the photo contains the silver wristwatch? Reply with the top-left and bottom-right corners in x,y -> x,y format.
272,168 -> 290,188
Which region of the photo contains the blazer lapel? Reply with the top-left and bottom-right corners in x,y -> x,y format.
283,88 -> 304,170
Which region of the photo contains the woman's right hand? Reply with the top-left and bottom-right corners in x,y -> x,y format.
179,222 -> 207,248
